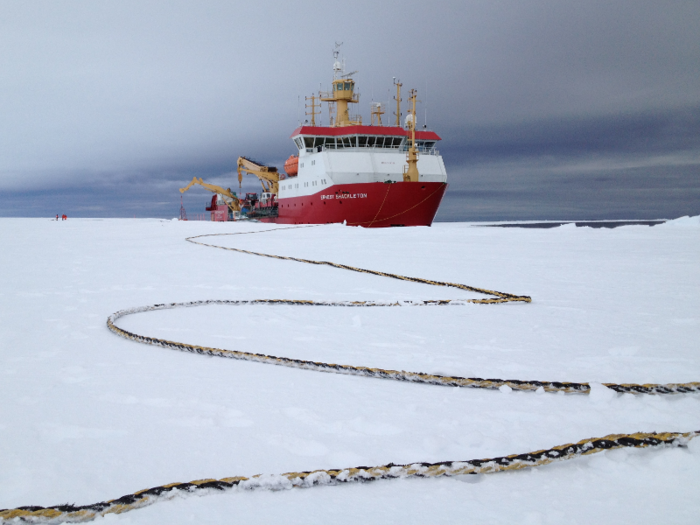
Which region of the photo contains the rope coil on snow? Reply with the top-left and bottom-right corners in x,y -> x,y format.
3,227 -> 698,523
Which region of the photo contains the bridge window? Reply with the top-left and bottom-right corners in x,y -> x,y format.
296,135 -> 410,150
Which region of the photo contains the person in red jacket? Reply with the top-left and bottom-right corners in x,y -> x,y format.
62,214 -> 67,221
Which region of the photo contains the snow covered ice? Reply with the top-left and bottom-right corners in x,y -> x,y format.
1,217 -> 699,524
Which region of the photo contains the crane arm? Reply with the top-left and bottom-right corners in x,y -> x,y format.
237,157 -> 279,195
179,177 -> 241,213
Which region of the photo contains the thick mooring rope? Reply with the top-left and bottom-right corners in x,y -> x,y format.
174,229 -> 699,395
105,299 -> 700,395
3,431 -> 697,523
3,226 -> 698,523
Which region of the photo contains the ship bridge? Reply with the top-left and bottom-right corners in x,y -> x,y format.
290,125 -> 441,155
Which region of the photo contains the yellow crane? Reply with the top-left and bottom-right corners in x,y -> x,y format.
179,177 -> 241,214
237,157 -> 279,195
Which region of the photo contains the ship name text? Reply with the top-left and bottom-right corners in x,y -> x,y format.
322,193 -> 368,200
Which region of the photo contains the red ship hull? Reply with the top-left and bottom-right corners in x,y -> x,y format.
272,181 -> 447,227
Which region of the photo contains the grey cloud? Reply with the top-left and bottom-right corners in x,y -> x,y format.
440,105 -> 700,162
0,0 -> 699,220
437,163 -> 700,222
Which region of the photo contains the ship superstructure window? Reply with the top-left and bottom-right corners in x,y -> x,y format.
361,136 -> 404,148
412,140 -> 437,153
309,137 -> 335,149
294,135 -> 407,150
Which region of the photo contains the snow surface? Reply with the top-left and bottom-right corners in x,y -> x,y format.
1,217 -> 699,524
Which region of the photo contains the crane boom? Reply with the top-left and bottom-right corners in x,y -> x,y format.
237,157 -> 279,195
179,177 -> 242,213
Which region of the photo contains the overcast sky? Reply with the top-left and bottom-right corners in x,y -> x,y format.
1,0 -> 698,220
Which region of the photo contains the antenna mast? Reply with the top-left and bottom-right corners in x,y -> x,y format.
305,94 -> 320,126
393,78 -> 402,127
320,42 -> 361,127
332,42 -> 343,79
403,89 -> 420,182
370,102 -> 385,126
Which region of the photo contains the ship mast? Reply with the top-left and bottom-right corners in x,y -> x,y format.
370,102 -> 385,126
305,94 -> 320,126
393,78 -> 402,127
320,43 -> 361,127
403,89 -> 420,182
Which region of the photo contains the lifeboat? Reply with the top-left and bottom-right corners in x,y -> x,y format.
284,155 -> 298,177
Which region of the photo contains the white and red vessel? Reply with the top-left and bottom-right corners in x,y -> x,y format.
275,127 -> 447,227
274,54 -> 447,227
181,50 -> 448,227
